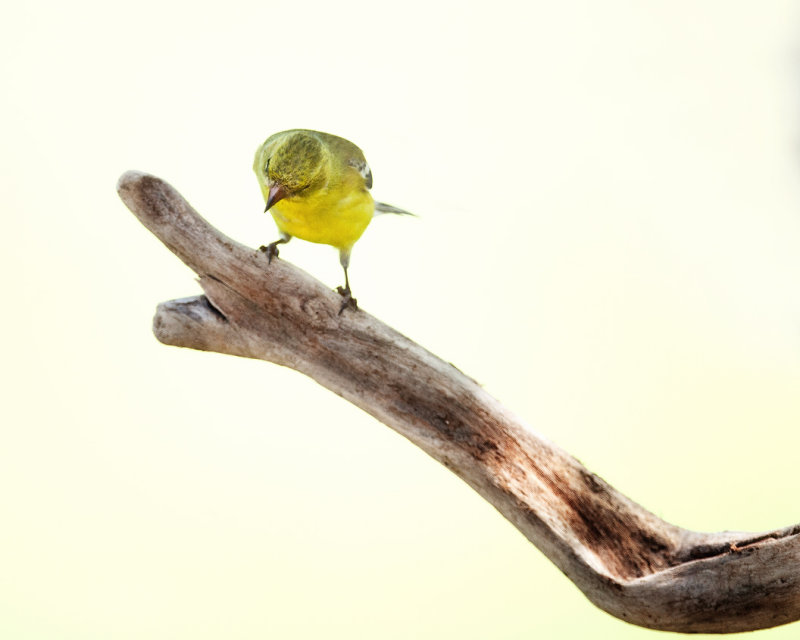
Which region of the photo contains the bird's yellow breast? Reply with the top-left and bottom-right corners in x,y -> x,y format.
268,179 -> 374,251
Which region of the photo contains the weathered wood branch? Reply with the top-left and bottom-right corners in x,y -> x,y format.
118,170 -> 800,633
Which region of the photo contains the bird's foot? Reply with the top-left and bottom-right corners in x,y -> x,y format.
336,286 -> 358,315
258,242 -> 281,264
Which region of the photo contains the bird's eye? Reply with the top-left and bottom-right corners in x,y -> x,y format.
264,159 -> 270,175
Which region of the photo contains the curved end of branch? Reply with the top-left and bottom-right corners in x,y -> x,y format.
153,294 -> 261,360
154,295 -> 225,345
612,529 -> 800,633
117,170 -> 176,227
116,169 -> 149,193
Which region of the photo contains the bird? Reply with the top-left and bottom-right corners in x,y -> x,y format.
253,129 -> 414,314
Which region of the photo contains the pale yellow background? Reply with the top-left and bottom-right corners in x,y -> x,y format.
2,1 -> 799,638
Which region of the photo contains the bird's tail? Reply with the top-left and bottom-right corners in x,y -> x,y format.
374,201 -> 417,217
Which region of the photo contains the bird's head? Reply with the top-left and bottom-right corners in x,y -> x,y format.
253,130 -> 327,210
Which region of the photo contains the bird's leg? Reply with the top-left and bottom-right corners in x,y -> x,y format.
336,249 -> 358,314
337,267 -> 358,315
258,233 -> 291,264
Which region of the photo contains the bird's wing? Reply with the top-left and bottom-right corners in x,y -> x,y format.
310,131 -> 413,215
348,158 -> 373,189
312,131 -> 373,189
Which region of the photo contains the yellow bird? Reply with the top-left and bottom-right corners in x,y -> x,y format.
254,129 -> 413,313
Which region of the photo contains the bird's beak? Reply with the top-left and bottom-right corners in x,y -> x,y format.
265,182 -> 287,211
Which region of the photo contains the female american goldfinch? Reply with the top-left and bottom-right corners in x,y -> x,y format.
253,129 -> 413,313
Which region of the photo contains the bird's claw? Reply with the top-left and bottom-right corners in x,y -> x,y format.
258,243 -> 280,264
336,286 -> 358,315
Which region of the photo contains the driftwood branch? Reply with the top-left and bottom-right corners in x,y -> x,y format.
118,171 -> 800,634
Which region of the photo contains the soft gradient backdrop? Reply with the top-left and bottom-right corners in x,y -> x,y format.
2,1 -> 800,638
